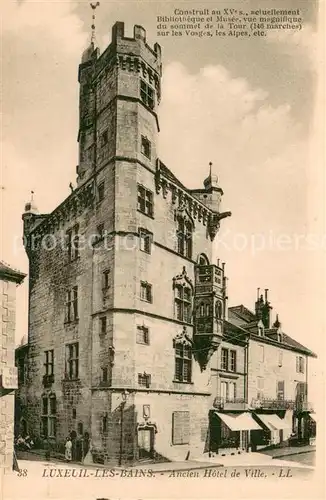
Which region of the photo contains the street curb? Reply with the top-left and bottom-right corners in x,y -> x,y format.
272,448 -> 316,460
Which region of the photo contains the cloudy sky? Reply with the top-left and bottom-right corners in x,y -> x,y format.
1,0 -> 323,368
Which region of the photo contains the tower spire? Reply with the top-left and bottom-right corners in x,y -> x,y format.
90,2 -> 100,45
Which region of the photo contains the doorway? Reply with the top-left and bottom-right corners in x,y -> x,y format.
138,427 -> 154,459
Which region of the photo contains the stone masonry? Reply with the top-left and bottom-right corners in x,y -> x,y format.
0,262 -> 25,473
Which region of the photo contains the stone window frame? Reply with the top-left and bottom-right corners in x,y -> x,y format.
221,348 -> 229,371
66,224 -> 79,262
44,349 -> 54,376
138,372 -> 151,388
141,135 -> 151,160
173,328 -> 193,384
140,79 -> 155,109
136,325 -> 150,345
176,216 -> 193,259
41,393 -> 57,438
138,227 -> 153,254
65,342 -> 79,380
137,184 -> 154,218
65,286 -> 78,323
140,281 -> 153,303
229,350 -> 237,373
174,285 -> 192,323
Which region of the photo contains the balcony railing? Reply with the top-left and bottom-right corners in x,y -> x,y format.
251,398 -> 314,412
213,397 -> 247,411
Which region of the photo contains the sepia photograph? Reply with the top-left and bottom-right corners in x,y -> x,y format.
0,0 -> 324,498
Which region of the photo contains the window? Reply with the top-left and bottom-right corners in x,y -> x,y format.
221,348 -> 228,371
66,225 -> 79,261
100,129 -> 108,147
174,342 -> 192,383
139,228 -> 152,254
296,356 -> 305,373
277,380 -> 285,400
41,395 -> 56,438
102,269 -> 110,290
258,345 -> 264,362
175,286 -> 192,323
197,266 -> 211,283
278,351 -> 283,367
65,343 -> 79,379
176,218 -> 192,259
220,381 -> 228,399
228,382 -> 236,401
77,422 -> 83,435
137,185 -> 154,217
100,316 -> 107,334
72,408 -> 77,419
44,350 -> 54,376
141,136 -> 151,159
140,80 -> 154,109
98,182 -> 105,202
97,223 -> 105,240
138,373 -> 151,388
230,350 -> 237,372
136,326 -> 149,345
102,367 -> 108,383
102,413 -> 108,433
65,286 -> 78,323
257,377 -> 264,399
172,411 -> 190,445
140,281 -> 152,303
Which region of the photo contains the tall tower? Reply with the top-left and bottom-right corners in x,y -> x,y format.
76,22 -> 162,186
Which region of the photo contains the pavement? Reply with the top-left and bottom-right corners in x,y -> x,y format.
259,444 -> 316,459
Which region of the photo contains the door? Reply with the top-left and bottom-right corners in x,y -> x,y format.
138,428 -> 153,458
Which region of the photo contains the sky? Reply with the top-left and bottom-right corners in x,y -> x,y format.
1,0 -> 324,385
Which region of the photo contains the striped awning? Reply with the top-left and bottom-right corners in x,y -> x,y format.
215,412 -> 262,431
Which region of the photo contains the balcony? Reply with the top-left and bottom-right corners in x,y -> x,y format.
213,397 -> 248,411
250,398 -> 314,412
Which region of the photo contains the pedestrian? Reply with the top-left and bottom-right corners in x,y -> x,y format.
65,436 -> 72,462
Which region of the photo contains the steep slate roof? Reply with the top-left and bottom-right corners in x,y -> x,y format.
159,161 -> 189,191
0,261 -> 26,284
228,304 -> 317,358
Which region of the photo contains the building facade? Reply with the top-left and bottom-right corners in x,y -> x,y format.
19,22 -> 316,464
0,261 -> 25,472
21,22 -> 234,464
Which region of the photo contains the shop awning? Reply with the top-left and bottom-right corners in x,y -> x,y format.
255,413 -> 291,431
215,412 -> 263,431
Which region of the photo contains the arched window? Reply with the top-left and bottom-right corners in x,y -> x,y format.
175,286 -> 192,323
198,254 -> 210,266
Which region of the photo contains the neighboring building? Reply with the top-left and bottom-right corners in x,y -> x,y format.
227,289 -> 317,449
21,22 -> 234,464
14,338 -> 29,438
0,261 -> 25,471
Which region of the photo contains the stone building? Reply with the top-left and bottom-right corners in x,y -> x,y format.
0,261 -> 25,471
21,22 -> 235,463
20,22 -> 316,463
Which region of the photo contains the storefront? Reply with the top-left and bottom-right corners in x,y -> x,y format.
209,411 -> 263,455
253,413 -> 292,446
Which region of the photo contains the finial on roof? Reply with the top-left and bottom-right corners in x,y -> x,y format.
273,314 -> 281,328
24,190 -> 38,215
90,2 -> 100,45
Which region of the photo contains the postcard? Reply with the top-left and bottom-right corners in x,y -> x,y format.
0,0 -> 324,499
